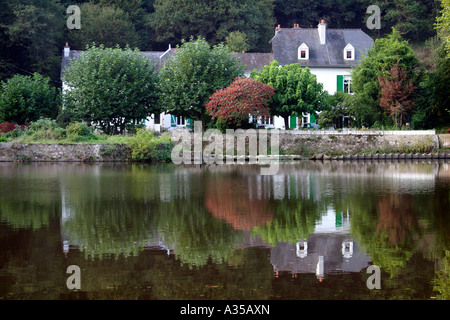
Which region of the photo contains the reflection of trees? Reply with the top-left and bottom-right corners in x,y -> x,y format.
252,199 -> 325,244
0,168 -> 60,230
62,198 -> 154,260
154,199 -> 243,268
205,174 -> 274,231
376,194 -> 418,246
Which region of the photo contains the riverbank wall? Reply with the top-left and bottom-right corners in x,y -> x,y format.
0,131 -> 448,162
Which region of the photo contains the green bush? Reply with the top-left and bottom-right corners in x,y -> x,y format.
127,129 -> 173,162
20,118 -> 66,141
65,122 -> 97,142
0,73 -> 60,124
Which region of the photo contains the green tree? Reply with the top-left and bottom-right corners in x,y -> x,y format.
151,0 -> 274,52
225,31 -> 250,53
158,37 -> 245,125
252,61 -> 327,129
437,0 -> 450,56
62,44 -> 159,134
318,91 -> 350,129
350,29 -> 420,127
0,73 -> 60,124
412,42 -> 450,129
0,0 -> 65,82
378,0 -> 441,42
67,3 -> 139,50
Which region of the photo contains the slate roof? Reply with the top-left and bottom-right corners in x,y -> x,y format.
231,52 -> 274,74
60,49 -> 173,80
270,233 -> 371,275
270,27 -> 374,67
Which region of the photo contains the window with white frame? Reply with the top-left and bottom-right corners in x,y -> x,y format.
343,75 -> 353,94
298,43 -> 309,60
343,43 -> 355,61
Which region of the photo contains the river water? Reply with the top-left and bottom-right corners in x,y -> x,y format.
0,161 -> 449,300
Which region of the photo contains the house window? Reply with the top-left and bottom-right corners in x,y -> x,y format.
343,43 -> 355,60
298,43 -> 309,60
176,116 -> 185,126
343,76 -> 353,94
154,113 -> 160,124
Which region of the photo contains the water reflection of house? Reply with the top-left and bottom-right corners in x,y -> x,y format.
271,209 -> 371,280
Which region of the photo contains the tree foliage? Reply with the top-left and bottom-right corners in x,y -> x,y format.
350,29 -> 420,127
225,31 -> 250,53
67,3 -> 140,50
158,37 -> 245,124
252,61 -> 327,129
206,77 -> 275,127
378,63 -> 416,127
377,0 -> 441,42
0,73 -> 60,124
437,0 -> 450,56
62,44 -> 159,134
151,0 -> 274,52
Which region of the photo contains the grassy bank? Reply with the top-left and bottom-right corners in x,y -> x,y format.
0,119 -> 173,162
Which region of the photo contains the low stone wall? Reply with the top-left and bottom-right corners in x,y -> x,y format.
438,134 -> 450,148
0,143 -> 129,162
279,132 -> 440,157
0,131 -> 446,162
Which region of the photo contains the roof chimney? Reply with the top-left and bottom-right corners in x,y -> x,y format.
64,43 -> 70,57
318,20 -> 326,45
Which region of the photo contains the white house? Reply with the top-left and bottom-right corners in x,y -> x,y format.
268,20 -> 374,129
60,20 -> 373,131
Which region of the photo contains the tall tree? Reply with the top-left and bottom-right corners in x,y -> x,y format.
0,0 -> 65,83
378,63 -> 416,127
252,61 -> 327,129
158,37 -> 245,125
62,44 -> 159,134
350,29 -> 420,127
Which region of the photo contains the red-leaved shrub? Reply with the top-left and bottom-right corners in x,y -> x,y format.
0,122 -> 16,133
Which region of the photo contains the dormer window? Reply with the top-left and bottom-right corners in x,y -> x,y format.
344,43 -> 355,60
298,43 -> 309,60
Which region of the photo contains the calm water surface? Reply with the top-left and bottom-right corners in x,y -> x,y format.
0,161 -> 449,300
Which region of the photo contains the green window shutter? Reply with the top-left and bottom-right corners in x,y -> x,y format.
186,118 -> 191,127
290,116 -> 297,129
171,115 -> 176,127
337,75 -> 344,92
310,113 -> 316,124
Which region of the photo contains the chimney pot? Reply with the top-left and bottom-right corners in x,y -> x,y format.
318,20 -> 326,45
64,43 -> 70,57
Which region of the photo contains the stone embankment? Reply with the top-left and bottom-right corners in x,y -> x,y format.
0,132 -> 449,162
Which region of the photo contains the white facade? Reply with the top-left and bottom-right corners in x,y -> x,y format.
308,67 -> 352,95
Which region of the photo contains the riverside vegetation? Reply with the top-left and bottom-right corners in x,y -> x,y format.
0,118 -> 174,162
